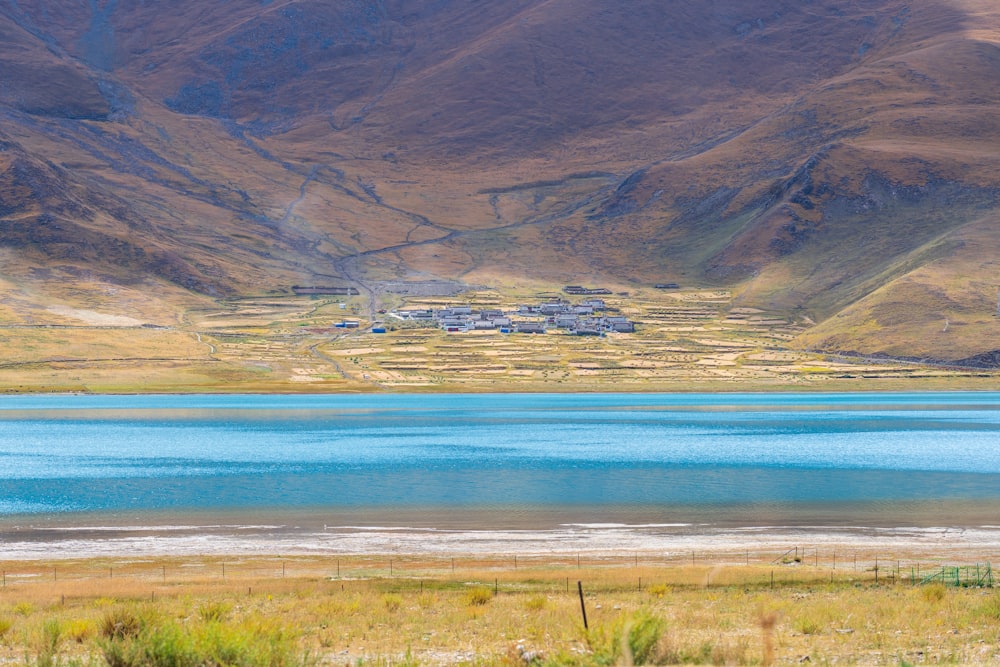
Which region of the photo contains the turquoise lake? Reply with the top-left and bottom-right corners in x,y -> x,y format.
2,392 -> 1000,539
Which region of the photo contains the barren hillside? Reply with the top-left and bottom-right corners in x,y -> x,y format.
1,0 -> 998,366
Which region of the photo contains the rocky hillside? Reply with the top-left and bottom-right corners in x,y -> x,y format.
1,0 -> 999,364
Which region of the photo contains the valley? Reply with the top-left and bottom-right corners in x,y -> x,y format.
1,0 -> 1000,381
0,284 -> 991,393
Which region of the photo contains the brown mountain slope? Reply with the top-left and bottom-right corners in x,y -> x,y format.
0,0 -> 998,366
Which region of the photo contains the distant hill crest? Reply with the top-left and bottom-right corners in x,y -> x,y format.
1,0 -> 999,363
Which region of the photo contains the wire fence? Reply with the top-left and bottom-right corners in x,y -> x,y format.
0,548 -> 995,601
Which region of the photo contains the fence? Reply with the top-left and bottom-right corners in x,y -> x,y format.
919,563 -> 994,588
0,549 -> 995,601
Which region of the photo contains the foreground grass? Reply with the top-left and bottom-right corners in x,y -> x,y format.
1,555 -> 999,665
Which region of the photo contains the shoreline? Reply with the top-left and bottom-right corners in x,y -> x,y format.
3,382 -> 1000,396
4,521 -> 1000,562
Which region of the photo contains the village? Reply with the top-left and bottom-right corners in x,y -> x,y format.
388,286 -> 636,335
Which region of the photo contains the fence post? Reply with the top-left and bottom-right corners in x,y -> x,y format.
577,581 -> 588,630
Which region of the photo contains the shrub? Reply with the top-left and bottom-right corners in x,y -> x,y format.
117,622 -> 196,667
793,615 -> 821,635
382,594 -> 403,612
652,636 -> 753,666
585,609 -> 665,666
100,608 -> 143,641
65,619 -> 95,644
30,619 -> 62,667
100,617 -> 308,667
623,610 -> 665,665
0,617 -> 12,640
464,586 -> 493,606
921,583 -> 947,604
647,584 -> 670,598
976,593 -> 1000,621
198,600 -> 232,623
524,595 -> 548,611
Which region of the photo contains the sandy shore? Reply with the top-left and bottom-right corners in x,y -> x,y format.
6,502 -> 1000,562
3,521 -> 1000,562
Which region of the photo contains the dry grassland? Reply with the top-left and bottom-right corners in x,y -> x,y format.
315,287 -> 995,393
0,286 -> 995,393
1,552 -> 999,665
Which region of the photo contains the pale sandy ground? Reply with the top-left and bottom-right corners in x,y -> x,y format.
45,305 -> 146,326
3,524 -> 1000,562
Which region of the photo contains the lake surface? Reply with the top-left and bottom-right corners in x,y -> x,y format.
3,392 -> 1000,540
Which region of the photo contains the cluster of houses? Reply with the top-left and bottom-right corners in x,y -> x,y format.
391,298 -> 635,335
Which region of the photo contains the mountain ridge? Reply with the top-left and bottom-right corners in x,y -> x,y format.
1,0 -> 999,368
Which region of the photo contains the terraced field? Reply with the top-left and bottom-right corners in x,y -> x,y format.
1,287 -> 992,393
314,288 -> 991,392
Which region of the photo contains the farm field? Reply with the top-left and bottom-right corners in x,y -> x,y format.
0,286 -> 993,393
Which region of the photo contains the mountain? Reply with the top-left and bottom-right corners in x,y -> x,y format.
1,0 -> 999,366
